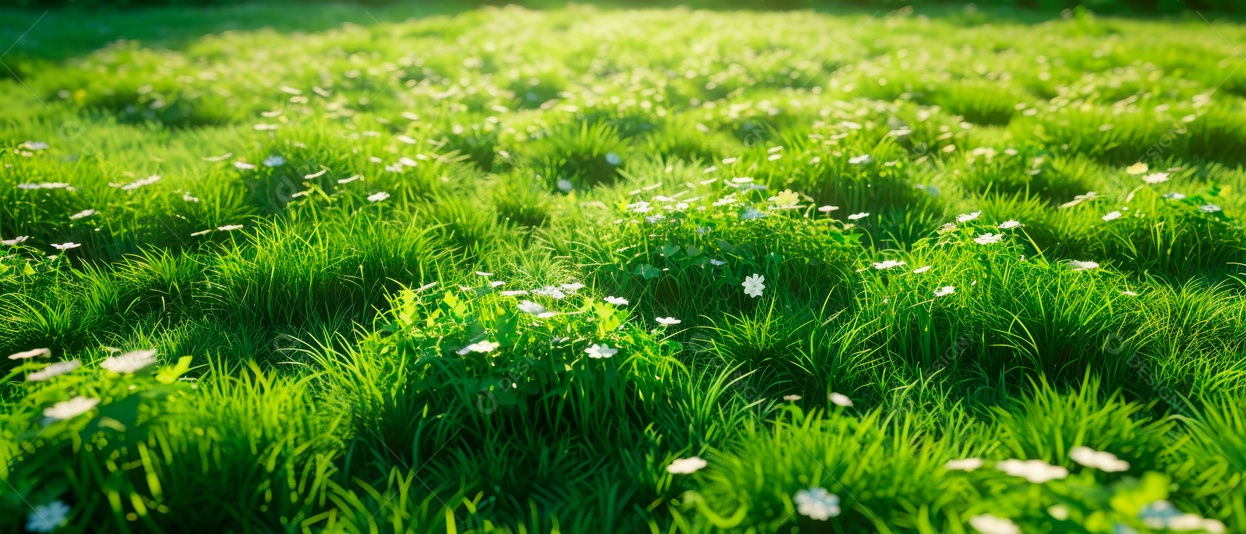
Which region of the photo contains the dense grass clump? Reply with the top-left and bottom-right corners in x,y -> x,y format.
3,3 -> 1246,533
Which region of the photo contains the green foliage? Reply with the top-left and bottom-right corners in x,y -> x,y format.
2,3 -> 1246,533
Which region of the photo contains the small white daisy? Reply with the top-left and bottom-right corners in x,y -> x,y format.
793,487 -> 840,520
742,274 -> 765,298
100,348 -> 158,374
945,458 -> 984,471
1069,446 -> 1129,472
585,344 -> 618,359
847,212 -> 869,221
828,392 -> 853,407
1102,211 -> 1122,221
969,514 -> 1021,534
934,285 -> 955,297
43,396 -> 99,421
957,211 -> 981,223
997,459 -> 1068,483
27,360 -> 79,381
666,456 -> 708,474
974,233 -> 1003,245
457,340 -> 499,355
998,220 -> 1022,229
368,191 -> 390,202
655,317 -> 681,326
9,348 -> 51,360
604,296 -> 629,306
51,242 -> 81,250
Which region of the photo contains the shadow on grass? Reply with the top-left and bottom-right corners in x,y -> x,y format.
1,0 -> 1242,67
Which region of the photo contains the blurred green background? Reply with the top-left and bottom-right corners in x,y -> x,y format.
0,0 -> 1240,15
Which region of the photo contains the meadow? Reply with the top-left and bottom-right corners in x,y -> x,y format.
2,2 -> 1246,532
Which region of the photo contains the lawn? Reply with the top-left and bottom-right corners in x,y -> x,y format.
2,2 -> 1246,532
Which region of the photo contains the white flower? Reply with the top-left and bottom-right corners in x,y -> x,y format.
828,392 -> 853,407
2,236 -> 29,246
969,514 -> 1021,534
561,282 -> 585,292
489,281 -> 505,288
70,209 -> 96,220
9,348 -> 50,360
793,487 -> 840,520
769,189 -> 800,207
101,348 -> 158,374
1168,515 -> 1225,533
1069,446 -> 1129,472
263,155 -> 286,167
1164,192 -> 1186,200
217,224 -> 244,232
368,191 -> 390,202
51,242 -> 81,250
1069,260 -> 1100,271
873,259 -> 906,270
945,458 -> 984,471
847,212 -> 869,221
1125,162 -> 1148,175
475,271 -> 492,277
604,296 -> 629,306
556,178 -> 573,192
998,220 -> 1022,229
709,259 -> 727,267
20,141 -> 49,151
457,340 -> 499,355
849,154 -> 871,165
1200,204 -> 1222,213
666,456 -> 707,474
43,396 -> 99,421
605,152 -> 622,166
533,286 -> 567,299
1048,505 -> 1070,520
974,233 -> 1003,245
26,500 -> 70,533
1102,210 -> 1122,221
628,201 -> 652,213
1142,172 -> 1169,184
500,290 -> 529,297
742,274 -> 765,298
655,317 -> 681,325
912,265 -> 932,274
518,300 -> 556,318
783,394 -> 802,401
818,205 -> 839,213
996,459 -> 1069,483
27,360 -> 80,381
934,285 -> 955,297
1122,290 -> 1139,297
585,344 -> 618,359
234,161 -> 256,170
957,211 -> 981,223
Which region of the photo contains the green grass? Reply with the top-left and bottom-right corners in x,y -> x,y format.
3,2 -> 1246,533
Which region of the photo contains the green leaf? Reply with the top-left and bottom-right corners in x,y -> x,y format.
155,356 -> 194,384
634,263 -> 661,279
